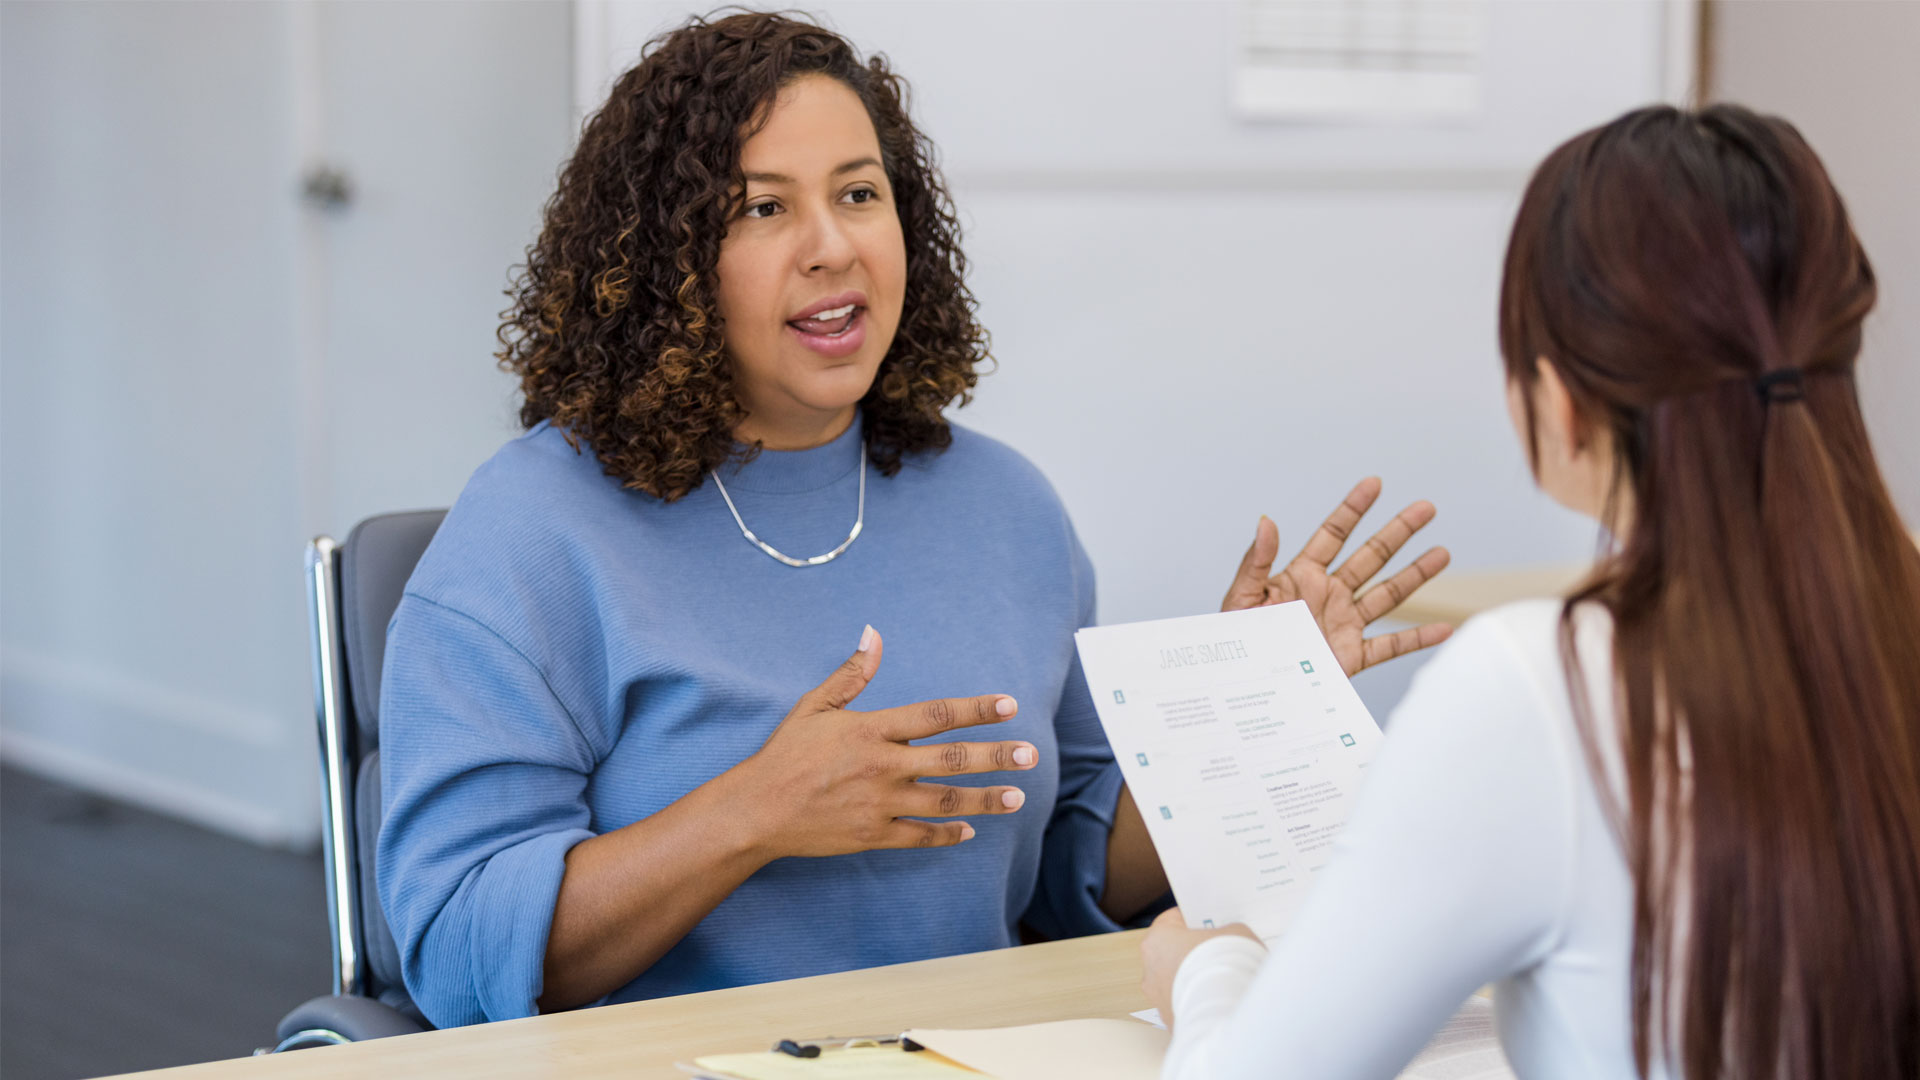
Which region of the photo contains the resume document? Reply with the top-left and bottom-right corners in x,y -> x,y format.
1075,601 -> 1382,942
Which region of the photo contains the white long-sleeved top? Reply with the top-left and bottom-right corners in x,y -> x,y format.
1164,599 -> 1661,1080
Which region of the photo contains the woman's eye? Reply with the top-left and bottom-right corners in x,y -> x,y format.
846,188 -> 877,205
746,201 -> 781,219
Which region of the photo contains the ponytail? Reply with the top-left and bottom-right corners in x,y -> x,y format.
1502,103 -> 1920,1078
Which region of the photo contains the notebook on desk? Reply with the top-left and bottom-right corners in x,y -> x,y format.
682,1042 -> 984,1079
679,1020 -> 1162,1080
683,1000 -> 1514,1080
1126,997 -> 1517,1080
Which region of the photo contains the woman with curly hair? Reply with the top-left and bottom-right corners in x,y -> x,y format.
376,10 -> 1450,1029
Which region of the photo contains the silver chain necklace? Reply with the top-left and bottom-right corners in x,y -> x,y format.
710,441 -> 866,568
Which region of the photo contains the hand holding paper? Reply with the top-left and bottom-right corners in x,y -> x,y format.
1138,906 -> 1262,1026
1219,477 -> 1453,675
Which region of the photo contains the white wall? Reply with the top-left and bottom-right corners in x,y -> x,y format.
0,2 -> 573,845
1710,0 -> 1920,524
2,3 -> 314,844
580,0 -> 1685,709
28,1 -> 1894,845
308,3 -> 575,536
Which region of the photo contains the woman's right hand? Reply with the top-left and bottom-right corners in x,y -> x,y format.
732,625 -> 1038,858
540,624 -> 1031,1011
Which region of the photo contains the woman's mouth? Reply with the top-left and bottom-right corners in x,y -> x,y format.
788,303 -> 859,336
786,304 -> 867,358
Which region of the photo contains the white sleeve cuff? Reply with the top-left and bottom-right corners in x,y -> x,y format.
1164,935 -> 1270,1080
1172,933 -> 1269,1013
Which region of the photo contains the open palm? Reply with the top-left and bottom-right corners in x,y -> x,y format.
1220,477 -> 1453,676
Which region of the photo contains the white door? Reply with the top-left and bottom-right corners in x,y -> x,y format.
301,0 -> 576,537
0,0 -> 574,846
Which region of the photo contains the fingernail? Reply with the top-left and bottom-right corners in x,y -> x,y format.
995,696 -> 1017,717
857,625 -> 876,653
959,823 -> 976,841
1013,745 -> 1036,766
1001,789 -> 1025,809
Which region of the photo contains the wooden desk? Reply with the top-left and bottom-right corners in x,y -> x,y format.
111,931 -> 1150,1080
1390,562 -> 1589,626
1392,529 -> 1920,626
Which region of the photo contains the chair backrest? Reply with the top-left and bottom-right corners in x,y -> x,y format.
341,511 -> 446,755
307,510 -> 445,1007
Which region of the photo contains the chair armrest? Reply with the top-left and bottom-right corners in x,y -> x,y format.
275,993 -> 427,1046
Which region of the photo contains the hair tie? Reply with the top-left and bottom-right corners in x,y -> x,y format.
1755,368 -> 1806,405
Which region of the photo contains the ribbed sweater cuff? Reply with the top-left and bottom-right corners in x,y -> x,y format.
468,827 -> 594,1022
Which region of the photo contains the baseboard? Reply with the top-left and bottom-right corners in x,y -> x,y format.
0,728 -> 319,851
0,644 -> 321,849
1,646 -> 284,747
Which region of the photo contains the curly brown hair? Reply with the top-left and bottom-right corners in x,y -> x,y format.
496,10 -> 989,502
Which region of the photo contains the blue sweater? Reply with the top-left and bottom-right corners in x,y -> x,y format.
376,417 -> 1126,1028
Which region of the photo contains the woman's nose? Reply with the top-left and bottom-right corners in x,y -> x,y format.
800,208 -> 858,274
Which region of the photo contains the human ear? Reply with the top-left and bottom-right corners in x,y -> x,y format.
1531,356 -> 1623,522
1533,357 -> 1583,465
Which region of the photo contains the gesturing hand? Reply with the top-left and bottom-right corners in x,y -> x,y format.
736,626 -> 1038,858
1220,477 -> 1453,676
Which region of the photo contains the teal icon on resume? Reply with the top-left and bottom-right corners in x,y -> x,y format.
1202,919 -> 1216,928
1340,733 -> 1356,747
1299,660 -> 1314,674
1136,752 -> 1150,767
1159,806 -> 1173,820
1113,689 -> 1126,704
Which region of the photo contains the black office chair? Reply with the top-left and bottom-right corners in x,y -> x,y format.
267,510 -> 446,1052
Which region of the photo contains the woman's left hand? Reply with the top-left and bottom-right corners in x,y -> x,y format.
1220,477 -> 1453,676
1140,907 -> 1262,1029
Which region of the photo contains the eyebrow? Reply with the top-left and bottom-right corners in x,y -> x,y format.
741,156 -> 884,184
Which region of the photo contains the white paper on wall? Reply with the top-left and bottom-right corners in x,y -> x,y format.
1236,0 -> 1488,120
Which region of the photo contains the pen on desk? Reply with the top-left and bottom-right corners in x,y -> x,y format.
773,1034 -> 925,1057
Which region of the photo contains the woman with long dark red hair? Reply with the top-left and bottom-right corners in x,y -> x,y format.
1141,103 -> 1920,1078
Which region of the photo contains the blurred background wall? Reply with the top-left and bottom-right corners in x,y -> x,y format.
6,0 -> 1917,852
0,0 -> 1913,1074
1710,0 -> 1920,524
1,1 -> 574,847
579,0 -> 1690,721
